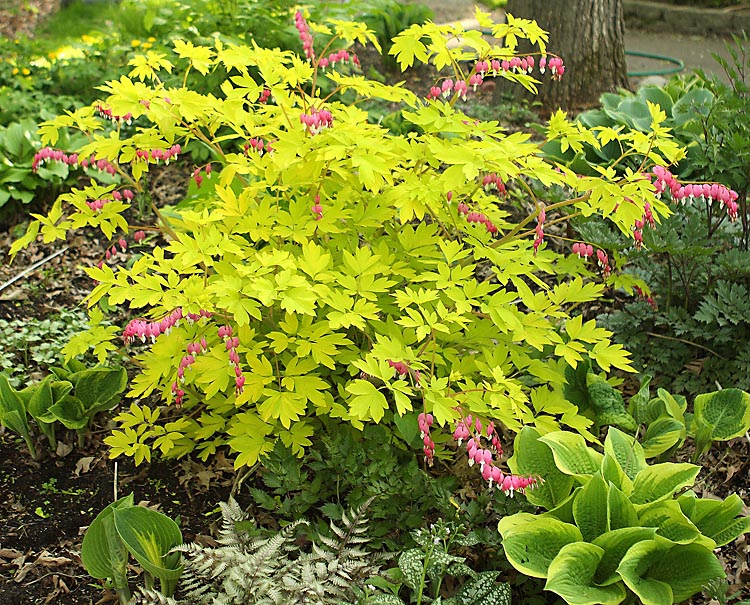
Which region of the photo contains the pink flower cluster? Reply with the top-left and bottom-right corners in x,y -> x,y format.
192,163 -> 212,188
32,147 -> 117,175
651,165 -> 739,221
133,230 -> 146,243
104,238 -> 128,260
245,137 -> 273,156
295,10 -> 315,61
171,337 -> 210,407
457,202 -> 499,234
482,173 -> 507,195
122,308 -> 212,345
533,204 -> 546,254
135,144 -> 181,164
572,242 -> 594,258
319,48 -> 360,70
545,57 -> 565,80
427,78 -> 469,101
475,56 -> 535,78
300,107 -> 333,135
219,325 -> 245,394
418,412 -> 435,464
572,243 -> 610,277
258,88 -> 271,104
96,104 -> 133,125
311,194 -> 323,221
453,414 -> 537,495
634,285 -> 656,309
87,188 -> 134,212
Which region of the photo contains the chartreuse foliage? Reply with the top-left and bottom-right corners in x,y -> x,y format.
12,10 -> 683,468
503,426 -> 750,605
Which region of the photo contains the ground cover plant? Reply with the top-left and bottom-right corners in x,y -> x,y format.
2,2 -> 750,604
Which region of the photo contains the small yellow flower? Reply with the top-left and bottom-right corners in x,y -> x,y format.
148,37 -> 156,42
12,67 -> 19,75
131,39 -> 141,48
21,68 -> 31,75
142,43 -> 152,50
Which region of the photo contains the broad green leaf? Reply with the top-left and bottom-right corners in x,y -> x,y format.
603,428 -> 646,483
640,416 -> 685,458
691,389 -> 750,458
508,426 -> 574,509
545,542 -> 627,605
72,366 -> 128,414
619,541 -> 725,605
630,462 -> 700,506
607,484 -> 638,530
592,527 -> 656,585
539,431 -> 603,478
81,494 -> 135,583
573,472 -> 609,541
637,500 -> 706,545
499,515 -> 582,578
678,492 -> 750,546
0,373 -> 32,441
113,505 -> 183,594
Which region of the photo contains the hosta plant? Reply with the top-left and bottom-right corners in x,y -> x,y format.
81,493 -> 183,604
12,10 -> 693,469
502,426 -> 750,605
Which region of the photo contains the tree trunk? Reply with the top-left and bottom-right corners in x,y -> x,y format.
503,0 -> 629,110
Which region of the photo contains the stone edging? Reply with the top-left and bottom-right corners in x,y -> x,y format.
624,0 -> 750,36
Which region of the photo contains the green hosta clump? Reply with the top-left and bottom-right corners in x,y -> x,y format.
12,10 -> 682,469
502,427 -> 750,605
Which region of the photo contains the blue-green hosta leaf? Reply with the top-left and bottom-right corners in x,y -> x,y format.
508,426 -> 574,510
630,462 -> 700,506
603,428 -> 645,484
640,416 -> 686,459
678,492 -> 750,546
618,541 -> 725,605
545,542 -> 627,605
672,88 -> 714,125
539,431 -> 603,479
573,472 -> 609,542
691,389 -> 750,459
81,494 -> 135,583
592,527 -> 657,586
72,366 -> 128,414
499,515 -> 582,578
607,483 -> 639,530
0,373 -> 31,439
637,500 -> 709,546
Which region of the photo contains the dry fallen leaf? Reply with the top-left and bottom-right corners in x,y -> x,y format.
73,456 -> 96,477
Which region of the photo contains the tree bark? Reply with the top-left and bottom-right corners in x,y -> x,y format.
503,0 -> 629,110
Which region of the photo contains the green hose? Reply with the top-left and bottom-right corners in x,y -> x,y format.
626,50 -> 685,77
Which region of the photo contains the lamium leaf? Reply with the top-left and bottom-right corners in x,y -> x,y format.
630,462 -> 700,506
545,542 -> 627,605
499,515 -> 582,578
508,426 -> 574,509
539,431 -> 603,478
